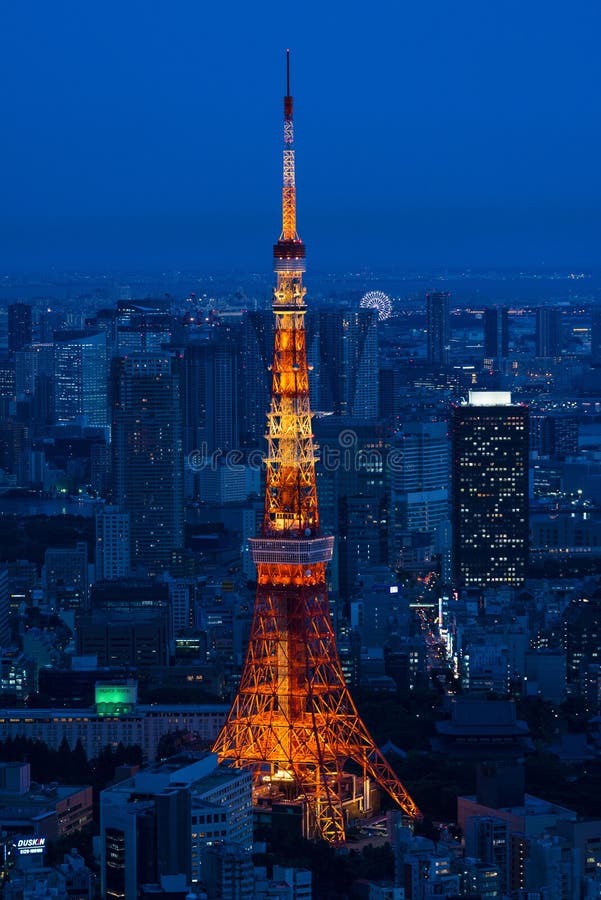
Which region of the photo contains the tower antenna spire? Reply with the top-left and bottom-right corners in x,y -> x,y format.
280,49 -> 297,243
286,47 -> 290,96
213,53 -> 421,844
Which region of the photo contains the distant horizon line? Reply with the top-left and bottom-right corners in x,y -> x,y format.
0,266 -> 599,279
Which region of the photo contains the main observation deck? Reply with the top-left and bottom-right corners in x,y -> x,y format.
249,535 -> 334,565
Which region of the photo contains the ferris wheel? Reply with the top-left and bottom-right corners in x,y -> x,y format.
360,290 -> 393,321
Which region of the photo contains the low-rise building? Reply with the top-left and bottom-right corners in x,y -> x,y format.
0,684 -> 227,762
203,843 -> 254,900
0,762 -> 92,841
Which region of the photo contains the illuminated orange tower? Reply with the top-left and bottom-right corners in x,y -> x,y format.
213,51 -> 421,842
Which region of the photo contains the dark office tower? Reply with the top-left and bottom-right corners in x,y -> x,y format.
313,308 -> 379,417
181,342 -> 208,469
43,542 -> 88,611
15,344 -> 54,398
484,307 -> 509,359
530,412 -> 578,459
8,303 -> 32,352
239,310 -> 273,446
112,355 -> 184,575
32,373 -> 54,434
0,356 -> 16,419
591,306 -> 601,367
182,329 -> 239,458
563,595 -> 601,686
426,291 -> 451,369
0,421 -> 30,485
0,568 -> 8,649
313,418 -> 391,600
452,391 -> 529,588
535,307 -> 562,357
211,322 -> 239,453
38,309 -> 66,343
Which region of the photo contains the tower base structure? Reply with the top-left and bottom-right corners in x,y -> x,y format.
253,772 -> 381,843
213,537 -> 421,844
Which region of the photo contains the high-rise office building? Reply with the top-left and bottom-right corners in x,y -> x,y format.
8,303 -> 32,352
182,326 -> 240,455
0,309 -> 7,351
43,542 -> 89,611
341,493 -> 389,590
314,418 -> 391,600
14,344 -> 55,438
101,789 -> 190,899
0,420 -> 30,485
0,568 -> 9,649
535,307 -> 562,358
181,328 -> 240,499
529,412 -> 579,459
111,354 -> 184,574
54,330 -> 108,428
390,420 -> 450,533
95,507 -> 131,581
591,306 -> 601,367
116,321 -> 172,356
181,340 -> 209,462
209,322 -> 239,455
562,595 -> 601,687
91,442 -> 111,497
426,291 -> 451,369
239,310 -> 273,446
15,344 -> 54,398
0,355 -> 15,403
38,309 -> 66,343
310,308 -> 379,418
484,307 -> 509,359
390,420 -> 450,574
452,391 -> 529,588
80,579 -> 171,667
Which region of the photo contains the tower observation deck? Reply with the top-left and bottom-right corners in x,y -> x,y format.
213,51 -> 421,842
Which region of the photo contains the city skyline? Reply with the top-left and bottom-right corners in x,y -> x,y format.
1,3 -> 601,271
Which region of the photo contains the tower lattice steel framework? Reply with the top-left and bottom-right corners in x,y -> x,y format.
213,51 -> 421,843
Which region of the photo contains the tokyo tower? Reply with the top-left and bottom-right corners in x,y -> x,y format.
213,51 -> 421,843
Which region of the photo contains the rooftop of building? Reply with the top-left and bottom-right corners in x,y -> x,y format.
189,766 -> 251,797
0,702 -> 228,720
459,792 -> 576,820
143,752 -> 216,775
0,781 -> 90,810
104,752 -> 248,800
0,762 -> 90,809
467,390 -> 513,406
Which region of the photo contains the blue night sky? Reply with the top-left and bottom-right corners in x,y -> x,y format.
0,1 -> 600,272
